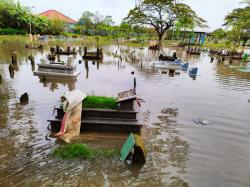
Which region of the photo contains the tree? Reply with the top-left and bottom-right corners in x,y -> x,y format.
210,28 -> 227,43
0,0 -> 63,35
78,11 -> 94,29
226,27 -> 242,51
119,22 -> 133,40
76,11 -> 114,35
124,0 -> 206,45
48,19 -> 65,35
224,4 -> 250,46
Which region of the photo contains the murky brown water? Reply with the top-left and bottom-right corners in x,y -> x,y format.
0,37 -> 250,187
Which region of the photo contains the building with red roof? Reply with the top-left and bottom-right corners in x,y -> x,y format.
39,10 -> 76,24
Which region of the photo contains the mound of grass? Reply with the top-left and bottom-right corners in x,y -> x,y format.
83,96 -> 117,109
53,143 -> 119,159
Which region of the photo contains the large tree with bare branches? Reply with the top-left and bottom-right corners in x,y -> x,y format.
124,0 -> 206,45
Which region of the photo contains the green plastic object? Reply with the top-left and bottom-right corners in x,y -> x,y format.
243,53 -> 249,62
120,133 -> 135,161
238,69 -> 250,72
229,66 -> 246,69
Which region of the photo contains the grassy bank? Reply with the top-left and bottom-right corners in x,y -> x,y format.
53,143 -> 119,159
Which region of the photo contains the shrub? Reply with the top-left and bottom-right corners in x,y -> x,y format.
0,28 -> 27,35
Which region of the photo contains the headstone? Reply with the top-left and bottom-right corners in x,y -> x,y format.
169,69 -> 175,75
121,133 -> 146,163
20,92 -> 29,105
121,133 -> 136,161
67,55 -> 74,66
117,89 -> 137,110
173,52 -> 177,59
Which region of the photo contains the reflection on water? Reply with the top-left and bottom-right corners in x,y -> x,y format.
144,108 -> 189,186
0,38 -> 250,186
37,76 -> 76,91
216,64 -> 250,91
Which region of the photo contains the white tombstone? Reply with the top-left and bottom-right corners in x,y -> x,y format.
67,55 -> 74,66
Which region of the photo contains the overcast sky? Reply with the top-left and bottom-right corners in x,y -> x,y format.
18,0 -> 244,31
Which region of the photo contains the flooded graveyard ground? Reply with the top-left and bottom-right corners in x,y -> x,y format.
0,37 -> 250,187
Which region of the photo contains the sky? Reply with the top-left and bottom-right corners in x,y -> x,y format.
18,0 -> 244,31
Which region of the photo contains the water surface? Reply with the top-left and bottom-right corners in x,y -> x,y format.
0,38 -> 250,187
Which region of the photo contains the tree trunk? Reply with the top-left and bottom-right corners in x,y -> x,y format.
242,39 -> 248,47
158,33 -> 163,47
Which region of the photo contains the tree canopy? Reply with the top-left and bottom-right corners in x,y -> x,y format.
209,28 -> 227,43
124,0 -> 206,45
224,2 -> 250,46
76,11 -> 115,35
0,0 -> 64,35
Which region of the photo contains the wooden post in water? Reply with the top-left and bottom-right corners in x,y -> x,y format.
28,55 -> 35,71
97,47 -> 99,58
84,47 -> 87,57
50,47 -> 55,54
11,52 -> 17,65
8,64 -> 15,78
84,60 -> 89,79
0,74 -> 2,84
56,45 -> 60,53
79,47 -> 82,55
28,55 -> 35,66
67,46 -> 70,54
97,61 -> 99,70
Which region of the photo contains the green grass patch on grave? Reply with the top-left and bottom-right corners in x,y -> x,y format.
53,143 -> 119,159
83,96 -> 117,109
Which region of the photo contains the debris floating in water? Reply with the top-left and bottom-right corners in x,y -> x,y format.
193,118 -> 211,125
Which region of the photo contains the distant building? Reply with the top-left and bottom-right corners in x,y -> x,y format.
39,10 -> 76,24
179,27 -> 211,45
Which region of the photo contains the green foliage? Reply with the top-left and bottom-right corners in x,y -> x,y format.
76,11 -> 114,36
48,19 -> 65,35
0,0 -> 64,35
210,28 -> 227,43
124,0 -> 206,44
224,3 -> 250,46
53,143 -> 119,159
83,96 -> 117,109
0,28 -> 27,35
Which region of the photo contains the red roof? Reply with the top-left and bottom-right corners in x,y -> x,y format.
39,10 -> 76,24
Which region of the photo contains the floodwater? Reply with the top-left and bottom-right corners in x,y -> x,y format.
0,38 -> 250,187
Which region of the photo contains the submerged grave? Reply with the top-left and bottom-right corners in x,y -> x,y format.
48,90 -> 142,133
